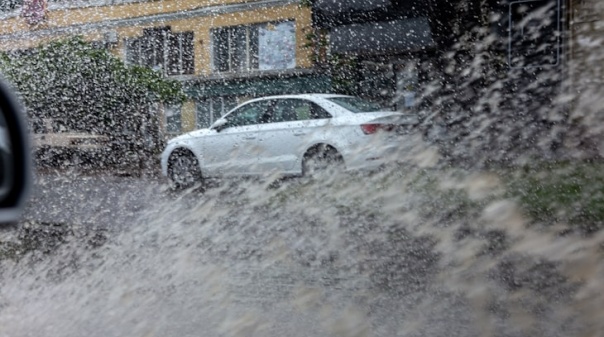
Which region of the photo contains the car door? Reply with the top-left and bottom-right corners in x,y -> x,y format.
256,98 -> 332,174
198,101 -> 269,176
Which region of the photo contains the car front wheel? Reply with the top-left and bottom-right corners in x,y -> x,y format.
168,150 -> 203,189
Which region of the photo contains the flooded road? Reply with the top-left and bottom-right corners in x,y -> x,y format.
22,173 -> 168,229
1,169 -> 602,337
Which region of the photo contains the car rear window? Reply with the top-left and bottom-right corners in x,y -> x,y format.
327,97 -> 386,113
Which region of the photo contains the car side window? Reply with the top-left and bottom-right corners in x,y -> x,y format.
309,103 -> 332,120
226,101 -> 269,127
271,99 -> 301,123
271,99 -> 332,122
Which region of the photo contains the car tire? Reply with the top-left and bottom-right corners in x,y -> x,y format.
167,150 -> 203,190
302,145 -> 344,177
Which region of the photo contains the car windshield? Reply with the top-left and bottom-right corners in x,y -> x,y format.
327,96 -> 385,113
0,1 -> 603,336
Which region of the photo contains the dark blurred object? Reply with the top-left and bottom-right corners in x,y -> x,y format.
0,77 -> 31,224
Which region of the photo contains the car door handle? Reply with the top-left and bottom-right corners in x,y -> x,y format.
293,132 -> 306,136
243,136 -> 256,140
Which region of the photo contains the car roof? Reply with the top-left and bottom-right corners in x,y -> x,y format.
245,94 -> 352,103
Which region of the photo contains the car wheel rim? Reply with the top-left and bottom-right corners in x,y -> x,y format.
304,150 -> 342,177
170,155 -> 197,186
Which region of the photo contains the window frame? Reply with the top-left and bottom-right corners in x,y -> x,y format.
211,24 -> 259,73
124,27 -> 195,76
211,20 -> 296,74
166,31 -> 195,76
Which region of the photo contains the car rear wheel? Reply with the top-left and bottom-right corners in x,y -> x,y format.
302,145 -> 344,177
168,150 -> 203,189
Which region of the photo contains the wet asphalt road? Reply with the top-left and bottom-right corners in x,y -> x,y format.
8,171 -> 550,337
22,172 -> 170,229
4,167 -> 590,337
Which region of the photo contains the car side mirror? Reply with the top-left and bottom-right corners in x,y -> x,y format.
212,118 -> 228,132
0,78 -> 32,225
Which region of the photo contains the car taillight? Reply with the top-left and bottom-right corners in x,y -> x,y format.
360,124 -> 395,135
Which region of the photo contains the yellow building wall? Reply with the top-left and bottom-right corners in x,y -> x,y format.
0,2 -> 313,74
181,100 -> 197,133
0,0 -> 250,35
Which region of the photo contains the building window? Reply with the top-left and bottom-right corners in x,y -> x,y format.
125,38 -> 141,66
126,27 -> 195,76
213,25 -> 259,72
509,0 -> 561,68
0,0 -> 21,13
167,31 -> 195,75
258,21 -> 296,70
165,104 -> 182,134
127,27 -> 168,70
212,21 -> 296,73
196,97 -> 238,129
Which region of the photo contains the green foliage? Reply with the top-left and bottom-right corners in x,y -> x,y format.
302,26 -> 363,96
505,162 -> 604,234
371,162 -> 604,236
0,37 -> 187,170
329,54 -> 361,95
0,37 -> 185,136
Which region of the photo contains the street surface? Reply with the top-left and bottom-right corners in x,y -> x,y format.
23,172 -> 168,229
3,171 -> 475,337
1,171 -> 581,337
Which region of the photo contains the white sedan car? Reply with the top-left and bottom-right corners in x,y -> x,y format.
161,94 -> 419,187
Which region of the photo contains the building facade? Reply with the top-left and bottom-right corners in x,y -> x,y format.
0,0 -> 324,136
312,0 -> 603,116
